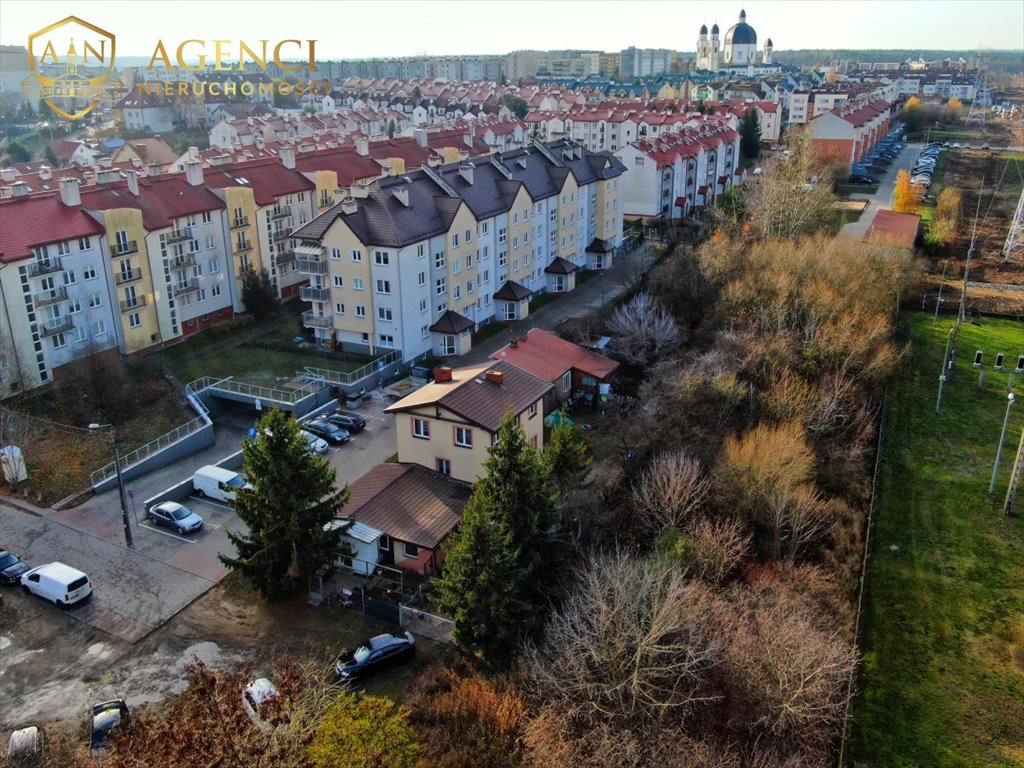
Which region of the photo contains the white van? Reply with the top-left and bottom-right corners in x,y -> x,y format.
20,562 -> 92,607
192,465 -> 250,502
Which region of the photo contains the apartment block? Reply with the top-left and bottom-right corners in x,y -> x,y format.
290,140 -> 625,363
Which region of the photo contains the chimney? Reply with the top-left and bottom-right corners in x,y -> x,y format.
485,369 -> 504,385
434,367 -> 453,382
326,139 -> 339,149
99,156 -> 113,168
413,128 -> 428,147
39,166 -> 52,180
126,170 -> 139,196
355,136 -> 369,156
427,154 -> 442,167
10,181 -> 29,198
0,168 -> 16,183
247,117 -> 254,126
148,163 -> 161,177
392,185 -> 410,206
299,142 -> 315,152
464,124 -> 475,149
351,179 -> 371,198
457,149 -> 470,162
255,135 -> 265,149
97,169 -> 121,184
458,162 -> 474,185
188,146 -> 199,161
184,160 -> 204,187
209,154 -> 233,166
279,145 -> 296,169
340,196 -> 358,215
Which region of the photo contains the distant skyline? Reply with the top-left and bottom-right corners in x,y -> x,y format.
2,0 -> 1022,59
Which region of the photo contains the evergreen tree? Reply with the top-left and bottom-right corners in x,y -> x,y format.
241,263 -> 279,320
432,410 -> 570,667
498,94 -> 529,120
220,408 -> 349,598
543,413 -> 592,497
739,108 -> 762,160
388,118 -> 397,138
44,143 -> 60,167
5,140 -> 30,164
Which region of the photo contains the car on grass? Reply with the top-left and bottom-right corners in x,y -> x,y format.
242,678 -> 288,731
334,631 -> 416,682
147,501 -> 204,535
0,550 -> 30,585
90,701 -> 128,753
5,725 -> 43,766
304,419 -> 350,445
301,429 -> 330,454
327,410 -> 366,433
20,562 -> 91,607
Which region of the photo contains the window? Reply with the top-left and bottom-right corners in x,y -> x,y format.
418,271 -> 426,286
524,231 -> 529,244
441,335 -> 456,355
498,227 -> 507,243
466,253 -> 473,268
453,285 -> 461,300
331,248 -> 342,260
352,277 -> 364,290
209,259 -> 220,274
64,270 -> 77,285
434,251 -> 446,269
78,237 -> 91,250
333,275 -> 344,288
436,277 -> 446,295
512,212 -> 519,225
465,229 -> 473,243
202,211 -> 212,224
72,326 -> 87,343
403,542 -> 419,559
355,305 -> 366,318
335,302 -> 345,314
194,262 -> 203,276
498,251 -> 507,267
528,402 -> 538,419
129,313 -> 141,328
351,249 -> 362,262
436,458 -> 451,476
417,243 -> 426,258
378,307 -> 393,321
198,288 -> 208,301
378,534 -> 391,552
376,279 -> 391,294
467,279 -> 474,293
56,241 -> 71,256
68,298 -> 82,314
561,371 -> 572,391
374,251 -> 390,265
454,427 -> 472,448
88,293 -> 102,308
513,259 -> 519,273
419,298 -> 428,313
482,270 -> 489,282
92,320 -> 107,338
378,334 -> 394,347
453,259 -> 461,275
212,284 -> 222,298
451,233 -> 459,248
549,209 -> 557,223
482,245 -> 489,260
523,207 -> 529,220
83,265 -> 97,280
51,333 -> 67,349
512,236 -> 519,250
412,418 -> 430,439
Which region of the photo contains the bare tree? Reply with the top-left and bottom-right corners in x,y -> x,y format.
669,517 -> 752,585
523,551 -> 722,728
762,486 -> 832,561
607,292 -> 682,366
631,449 -> 710,533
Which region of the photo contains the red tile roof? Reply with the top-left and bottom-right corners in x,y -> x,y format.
294,149 -> 383,186
80,174 -> 226,230
491,328 -> 619,383
203,158 -> 314,206
0,192 -> 104,263
863,209 -> 920,249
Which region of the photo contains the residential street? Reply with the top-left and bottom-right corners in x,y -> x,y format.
839,142 -> 921,239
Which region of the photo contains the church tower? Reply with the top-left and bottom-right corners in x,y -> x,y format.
710,23 -> 720,70
764,38 -> 773,65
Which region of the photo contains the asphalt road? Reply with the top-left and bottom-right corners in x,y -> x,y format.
840,142 -> 922,239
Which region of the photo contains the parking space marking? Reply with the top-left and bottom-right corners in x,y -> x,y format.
138,522 -> 198,544
188,496 -> 234,512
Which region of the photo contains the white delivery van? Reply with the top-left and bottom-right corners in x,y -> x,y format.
192,465 -> 250,502
20,562 -> 92,606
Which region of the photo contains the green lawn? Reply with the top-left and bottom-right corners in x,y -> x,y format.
852,313 -> 1024,768
471,321 -> 507,346
528,291 -> 563,313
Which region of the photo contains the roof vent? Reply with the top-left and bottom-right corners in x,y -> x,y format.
485,370 -> 504,386
351,179 -> 371,199
392,186 -> 410,207
434,366 -> 453,382
458,163 -> 474,185
340,196 -> 358,215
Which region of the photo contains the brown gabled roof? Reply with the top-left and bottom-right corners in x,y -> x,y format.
347,463 -> 470,549
492,328 -> 619,383
385,359 -> 552,432
429,309 -> 475,335
493,279 -> 533,301
863,209 -> 920,249
543,256 -> 579,274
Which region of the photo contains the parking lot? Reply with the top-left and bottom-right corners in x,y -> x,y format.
1,397 -> 397,643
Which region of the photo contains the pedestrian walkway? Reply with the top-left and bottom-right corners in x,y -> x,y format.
458,244 -> 658,366
839,142 -> 919,240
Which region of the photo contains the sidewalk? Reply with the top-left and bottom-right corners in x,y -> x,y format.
458,244 -> 657,366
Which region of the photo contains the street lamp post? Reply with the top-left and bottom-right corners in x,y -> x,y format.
89,423 -> 134,547
988,393 -> 1016,495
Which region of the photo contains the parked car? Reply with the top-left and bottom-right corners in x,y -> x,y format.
848,175 -> 878,185
304,419 -> 350,445
89,701 -> 128,752
5,725 -> 43,766
301,430 -> 330,454
327,410 -> 366,433
0,550 -> 30,585
147,501 -> 204,535
242,678 -> 288,731
193,466 -> 251,502
335,631 -> 416,681
20,563 -> 92,607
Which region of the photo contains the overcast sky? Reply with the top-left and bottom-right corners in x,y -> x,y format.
2,0 -> 1022,58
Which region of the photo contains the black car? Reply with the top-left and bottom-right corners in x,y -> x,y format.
0,551 -> 29,585
335,631 -> 415,681
327,410 -> 366,433
848,175 -> 878,185
304,419 -> 350,444
90,700 -> 128,752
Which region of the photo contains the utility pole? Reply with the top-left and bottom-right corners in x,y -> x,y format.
1003,186 -> 1024,263
936,327 -> 956,414
933,260 -> 949,324
989,393 -> 1016,495
1003,426 -> 1024,515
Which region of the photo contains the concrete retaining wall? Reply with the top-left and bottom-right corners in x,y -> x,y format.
93,419 -> 215,494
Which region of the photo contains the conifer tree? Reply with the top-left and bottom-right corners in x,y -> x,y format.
543,413 -> 592,497
220,408 -> 349,598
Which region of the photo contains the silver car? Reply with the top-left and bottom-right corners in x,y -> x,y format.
148,501 -> 204,534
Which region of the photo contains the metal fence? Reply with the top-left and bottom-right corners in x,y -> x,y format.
400,605 -> 456,644
302,348 -> 404,388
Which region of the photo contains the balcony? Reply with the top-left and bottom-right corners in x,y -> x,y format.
28,258 -> 63,277
165,227 -> 193,244
300,285 -> 330,302
39,314 -> 73,337
115,267 -> 143,285
34,286 -> 68,306
295,256 -> 327,275
110,241 -> 139,258
120,295 -> 148,313
230,216 -> 250,229
234,239 -> 253,253
270,204 -> 292,220
173,278 -> 200,296
272,229 -> 292,243
169,253 -> 197,269
274,250 -> 295,266
302,311 -> 333,330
